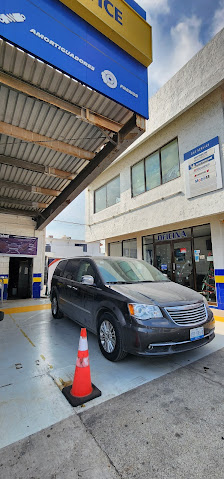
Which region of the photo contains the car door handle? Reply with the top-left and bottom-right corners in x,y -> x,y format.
67,284 -> 72,288
72,286 -> 78,291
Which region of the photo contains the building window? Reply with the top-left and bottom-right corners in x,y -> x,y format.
94,176 -> 120,213
161,139 -> 179,183
145,151 -> 161,191
123,239 -> 137,258
109,241 -> 122,257
132,160 -> 145,197
75,243 -> 87,252
142,235 -> 153,264
109,238 -> 137,258
131,138 -> 179,197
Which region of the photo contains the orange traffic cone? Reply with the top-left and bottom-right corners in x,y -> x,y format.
71,328 -> 93,398
62,328 -> 101,407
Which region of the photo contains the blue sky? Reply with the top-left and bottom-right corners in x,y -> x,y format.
141,0 -> 224,97
46,0 -> 224,239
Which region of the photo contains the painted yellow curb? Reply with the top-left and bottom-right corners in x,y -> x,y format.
214,316 -> 224,323
2,304 -> 51,315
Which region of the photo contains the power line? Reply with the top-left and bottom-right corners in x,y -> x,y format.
52,219 -> 86,225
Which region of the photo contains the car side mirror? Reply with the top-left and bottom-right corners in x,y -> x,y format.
0,311 -> 4,321
81,275 -> 94,286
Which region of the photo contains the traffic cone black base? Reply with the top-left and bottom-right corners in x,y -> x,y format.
62,383 -> 101,407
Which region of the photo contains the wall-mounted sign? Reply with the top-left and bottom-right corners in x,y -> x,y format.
59,0 -> 152,67
184,137 -> 223,198
0,234 -> 38,256
0,0 -> 149,118
161,264 -> 168,271
155,229 -> 189,242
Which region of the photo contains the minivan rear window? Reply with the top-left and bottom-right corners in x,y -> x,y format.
63,259 -> 80,280
54,260 -> 67,277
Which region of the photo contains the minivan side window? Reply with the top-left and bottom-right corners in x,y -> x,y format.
54,260 -> 67,277
63,259 -> 80,281
77,261 -> 96,283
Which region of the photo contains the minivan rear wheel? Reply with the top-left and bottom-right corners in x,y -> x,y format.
97,312 -> 127,362
51,294 -> 63,319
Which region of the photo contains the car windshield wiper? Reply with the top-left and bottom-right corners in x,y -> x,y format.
106,281 -> 133,284
137,280 -> 154,283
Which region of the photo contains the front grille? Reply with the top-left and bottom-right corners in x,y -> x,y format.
164,302 -> 207,326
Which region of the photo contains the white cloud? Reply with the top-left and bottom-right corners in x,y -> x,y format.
170,16 -> 203,75
138,0 -> 170,16
211,0 -> 224,36
148,15 -> 203,95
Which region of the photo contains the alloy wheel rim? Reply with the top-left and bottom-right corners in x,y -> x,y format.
100,320 -> 116,353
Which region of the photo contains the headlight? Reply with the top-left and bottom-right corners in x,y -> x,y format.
128,303 -> 161,320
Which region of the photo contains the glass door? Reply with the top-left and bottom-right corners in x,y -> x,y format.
155,243 -> 172,280
173,240 -> 193,288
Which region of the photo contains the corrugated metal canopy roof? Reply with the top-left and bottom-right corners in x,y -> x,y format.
0,38 -> 145,229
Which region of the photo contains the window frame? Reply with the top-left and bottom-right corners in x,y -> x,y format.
109,238 -> 137,258
94,175 -> 120,213
131,137 -> 179,198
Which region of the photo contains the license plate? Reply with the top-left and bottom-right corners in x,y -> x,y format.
190,326 -> 204,341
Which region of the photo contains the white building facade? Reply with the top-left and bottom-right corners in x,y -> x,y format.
45,235 -> 103,258
86,29 -> 224,309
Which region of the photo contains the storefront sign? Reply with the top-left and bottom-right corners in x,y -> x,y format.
155,229 -> 188,242
0,234 -> 38,256
0,0 -> 149,118
59,0 -> 152,67
184,137 -> 222,198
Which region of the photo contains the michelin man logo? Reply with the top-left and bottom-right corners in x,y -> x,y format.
0,13 -> 26,24
101,70 -> 117,89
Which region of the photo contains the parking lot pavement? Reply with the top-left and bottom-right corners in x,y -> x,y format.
80,346 -> 224,479
1,300 -> 224,450
1,346 -> 224,479
0,414 -> 121,479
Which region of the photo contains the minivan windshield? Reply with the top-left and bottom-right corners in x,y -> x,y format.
94,257 -> 170,284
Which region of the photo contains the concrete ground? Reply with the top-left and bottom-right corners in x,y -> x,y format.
0,346 -> 224,479
0,300 -> 224,478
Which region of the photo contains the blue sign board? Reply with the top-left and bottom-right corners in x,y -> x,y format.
0,0 -> 148,118
183,136 -> 222,198
184,137 -> 219,161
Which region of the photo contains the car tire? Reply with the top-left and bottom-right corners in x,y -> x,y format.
51,293 -> 63,319
97,312 -> 127,362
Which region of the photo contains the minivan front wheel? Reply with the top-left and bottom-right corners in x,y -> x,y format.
51,294 -> 63,319
97,312 -> 127,362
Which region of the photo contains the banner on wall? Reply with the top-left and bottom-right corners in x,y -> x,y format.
0,0 -> 150,118
184,137 -> 223,199
0,234 -> 38,256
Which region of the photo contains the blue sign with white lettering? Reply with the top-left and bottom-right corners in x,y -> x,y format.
0,0 -> 148,118
184,137 -> 219,161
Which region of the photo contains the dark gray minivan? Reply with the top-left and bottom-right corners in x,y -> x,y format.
50,256 -> 215,361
